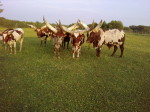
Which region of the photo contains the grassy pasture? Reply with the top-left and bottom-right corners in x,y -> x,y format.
0,28 -> 150,112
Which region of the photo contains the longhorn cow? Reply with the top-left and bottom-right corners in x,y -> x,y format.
58,21 -> 91,58
0,28 -> 24,54
79,20 -> 125,57
27,24 -> 53,46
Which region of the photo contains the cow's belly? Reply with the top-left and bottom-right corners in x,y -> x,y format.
15,36 -> 22,41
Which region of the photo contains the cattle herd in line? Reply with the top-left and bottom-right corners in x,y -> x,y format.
0,17 -> 125,58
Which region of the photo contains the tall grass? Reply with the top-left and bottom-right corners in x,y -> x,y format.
0,28 -> 150,112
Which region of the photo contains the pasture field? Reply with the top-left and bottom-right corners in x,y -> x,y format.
0,28 -> 150,112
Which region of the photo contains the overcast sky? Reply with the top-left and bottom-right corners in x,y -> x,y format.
0,0 -> 150,26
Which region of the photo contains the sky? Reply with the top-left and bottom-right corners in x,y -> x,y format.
0,0 -> 150,26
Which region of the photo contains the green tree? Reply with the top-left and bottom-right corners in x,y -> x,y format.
123,27 -> 132,32
108,20 -> 124,30
0,1 -> 3,13
101,21 -> 108,30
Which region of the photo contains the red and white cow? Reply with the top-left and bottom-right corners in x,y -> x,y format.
79,20 -> 125,57
58,21 -> 90,58
0,28 -> 24,54
43,17 -> 70,58
27,24 -> 53,46
62,24 -> 79,49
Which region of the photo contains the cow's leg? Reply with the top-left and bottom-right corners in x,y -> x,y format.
44,37 -> 47,47
54,47 -> 56,57
14,42 -> 16,54
4,43 -> 7,51
111,45 -> 118,56
72,47 -> 75,58
119,44 -> 124,57
73,51 -> 75,58
19,38 -> 24,52
77,47 -> 81,58
96,47 -> 101,57
9,45 -> 13,54
79,47 -> 81,55
58,48 -> 61,59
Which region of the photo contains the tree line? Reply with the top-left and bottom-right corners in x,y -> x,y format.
0,17 -> 150,34
128,25 -> 150,34
0,17 -> 45,28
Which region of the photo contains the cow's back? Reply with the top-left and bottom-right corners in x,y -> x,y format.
13,28 -> 24,41
104,29 -> 125,45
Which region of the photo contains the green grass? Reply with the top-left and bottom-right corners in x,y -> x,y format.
0,28 -> 150,112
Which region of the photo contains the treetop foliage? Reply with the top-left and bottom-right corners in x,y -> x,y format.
0,1 -> 3,13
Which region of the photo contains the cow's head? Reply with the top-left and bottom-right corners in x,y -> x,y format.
58,20 -> 89,47
27,24 -> 37,31
27,24 -> 41,36
4,31 -> 15,43
43,17 -> 67,46
0,29 -> 15,43
79,20 -> 103,48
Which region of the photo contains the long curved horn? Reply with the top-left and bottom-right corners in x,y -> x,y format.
7,30 -> 14,35
68,23 -> 79,31
94,20 -> 103,31
41,25 -> 47,30
27,24 -> 37,30
43,17 -> 57,33
90,20 -> 95,30
78,20 -> 90,29
79,28 -> 91,35
58,20 -> 73,34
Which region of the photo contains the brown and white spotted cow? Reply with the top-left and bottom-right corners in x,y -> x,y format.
62,23 -> 80,49
0,28 -> 24,54
27,24 -> 53,46
58,21 -> 90,58
43,17 -> 67,58
79,20 -> 125,57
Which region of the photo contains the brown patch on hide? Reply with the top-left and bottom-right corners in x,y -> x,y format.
15,30 -> 22,35
107,44 -> 114,49
4,34 -> 15,43
71,34 -> 84,47
87,30 -> 101,48
3,29 -> 14,34
56,30 -> 66,38
118,34 -> 125,43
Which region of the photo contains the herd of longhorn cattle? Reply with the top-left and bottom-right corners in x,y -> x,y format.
0,17 -> 125,58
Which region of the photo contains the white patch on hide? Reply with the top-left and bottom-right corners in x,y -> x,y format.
103,29 -> 125,45
74,32 -> 79,38
0,36 -> 2,40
